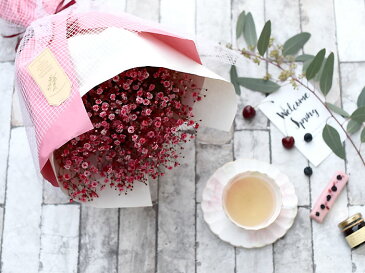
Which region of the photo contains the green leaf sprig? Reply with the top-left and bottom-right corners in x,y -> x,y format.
229,10 -> 365,165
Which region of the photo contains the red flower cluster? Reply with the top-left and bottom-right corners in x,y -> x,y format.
55,67 -> 204,202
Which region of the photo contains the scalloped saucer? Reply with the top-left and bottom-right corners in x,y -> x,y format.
201,158 -> 298,248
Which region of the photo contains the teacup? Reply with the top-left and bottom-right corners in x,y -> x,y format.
222,171 -> 282,230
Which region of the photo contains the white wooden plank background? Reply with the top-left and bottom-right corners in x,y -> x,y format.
0,0 -> 365,272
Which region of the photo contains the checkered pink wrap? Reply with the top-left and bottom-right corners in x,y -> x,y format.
13,7 -> 201,187
0,0 -> 61,28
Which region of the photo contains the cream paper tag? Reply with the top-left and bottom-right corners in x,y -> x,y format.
28,48 -> 71,106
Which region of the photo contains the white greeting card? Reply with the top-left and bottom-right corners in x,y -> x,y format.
259,84 -> 347,166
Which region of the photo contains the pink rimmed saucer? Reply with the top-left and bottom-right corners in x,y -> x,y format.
201,158 -> 298,248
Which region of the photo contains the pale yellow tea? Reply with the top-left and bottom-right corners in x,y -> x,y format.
224,175 -> 275,227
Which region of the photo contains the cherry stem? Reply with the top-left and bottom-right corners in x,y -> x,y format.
236,48 -> 365,166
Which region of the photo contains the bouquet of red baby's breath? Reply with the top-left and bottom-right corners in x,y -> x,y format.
55,67 -> 204,202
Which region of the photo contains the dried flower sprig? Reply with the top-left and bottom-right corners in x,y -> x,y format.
55,67 -> 204,202
230,10 -> 365,166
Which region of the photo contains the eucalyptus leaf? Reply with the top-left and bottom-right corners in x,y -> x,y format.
302,56 -> 315,73
347,120 -> 362,134
326,102 -> 350,118
357,87 -> 365,107
237,77 -> 281,93
257,20 -> 271,56
306,49 -> 326,80
322,124 -> 346,159
295,54 -> 314,62
243,12 -> 257,49
320,53 -> 335,96
282,32 -> 311,56
236,11 -> 246,39
230,65 -> 241,95
361,127 -> 365,142
351,106 -> 365,122
313,57 -> 326,82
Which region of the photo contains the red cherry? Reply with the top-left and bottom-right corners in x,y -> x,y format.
282,136 -> 295,149
242,105 -> 256,119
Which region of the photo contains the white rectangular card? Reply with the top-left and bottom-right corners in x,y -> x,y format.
259,84 -> 347,166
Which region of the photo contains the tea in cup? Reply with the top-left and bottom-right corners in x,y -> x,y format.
222,171 -> 282,230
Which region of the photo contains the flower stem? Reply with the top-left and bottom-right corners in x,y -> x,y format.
238,48 -> 365,166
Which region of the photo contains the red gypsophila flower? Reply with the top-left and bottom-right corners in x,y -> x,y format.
54,67 -> 206,203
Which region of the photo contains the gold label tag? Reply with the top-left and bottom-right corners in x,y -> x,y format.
346,228 -> 365,248
28,48 -> 71,106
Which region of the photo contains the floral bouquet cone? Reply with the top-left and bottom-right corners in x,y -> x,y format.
9,4 -> 237,208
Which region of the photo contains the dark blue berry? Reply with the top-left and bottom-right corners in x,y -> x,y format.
326,195 -> 331,201
315,212 -> 320,217
337,175 -> 342,180
304,133 -> 313,142
331,186 -> 337,192
304,166 -> 313,176
320,204 -> 325,209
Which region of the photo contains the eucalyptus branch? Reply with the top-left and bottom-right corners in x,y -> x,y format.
231,10 -> 365,166
237,47 -> 365,166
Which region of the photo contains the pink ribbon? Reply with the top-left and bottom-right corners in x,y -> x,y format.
55,0 -> 76,14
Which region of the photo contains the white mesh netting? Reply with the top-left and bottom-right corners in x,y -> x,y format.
0,0 -> 61,32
